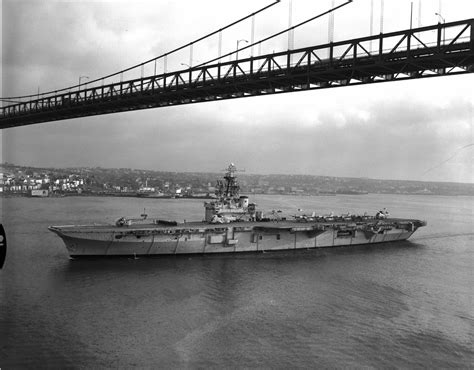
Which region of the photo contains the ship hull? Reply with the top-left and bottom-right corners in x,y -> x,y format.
49,219 -> 423,257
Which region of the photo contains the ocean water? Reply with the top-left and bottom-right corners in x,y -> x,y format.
0,194 -> 473,368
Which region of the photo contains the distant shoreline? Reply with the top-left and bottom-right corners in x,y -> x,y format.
1,192 -> 472,198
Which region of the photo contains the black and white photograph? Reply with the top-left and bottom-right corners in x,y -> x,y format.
1,0 -> 473,367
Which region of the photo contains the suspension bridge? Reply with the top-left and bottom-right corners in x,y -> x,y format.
1,1 -> 473,129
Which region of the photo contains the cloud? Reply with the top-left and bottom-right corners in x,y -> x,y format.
4,77 -> 472,183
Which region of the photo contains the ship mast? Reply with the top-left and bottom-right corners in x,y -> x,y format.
215,163 -> 241,199
222,163 -> 240,198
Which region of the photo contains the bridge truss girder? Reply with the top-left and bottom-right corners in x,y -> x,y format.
1,18 -> 473,129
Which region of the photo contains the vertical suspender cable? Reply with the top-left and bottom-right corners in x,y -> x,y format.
288,0 -> 293,50
332,0 -> 335,41
380,0 -> 384,34
418,0 -> 421,27
190,43 -> 194,67
370,0 -> 374,51
329,0 -> 335,43
218,31 -> 222,61
288,0 -> 293,65
251,16 -> 255,56
370,0 -> 374,35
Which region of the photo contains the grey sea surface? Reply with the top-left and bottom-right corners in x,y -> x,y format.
1,194 -> 473,368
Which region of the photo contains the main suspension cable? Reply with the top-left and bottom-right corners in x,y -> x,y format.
0,0 -> 281,102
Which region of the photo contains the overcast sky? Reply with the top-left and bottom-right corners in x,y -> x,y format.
1,0 -> 473,183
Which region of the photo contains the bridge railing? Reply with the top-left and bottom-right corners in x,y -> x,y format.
1,18 -> 473,119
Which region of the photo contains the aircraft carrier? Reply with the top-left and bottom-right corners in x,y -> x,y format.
49,164 -> 426,257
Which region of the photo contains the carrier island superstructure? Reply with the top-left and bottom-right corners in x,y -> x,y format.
49,164 -> 426,257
